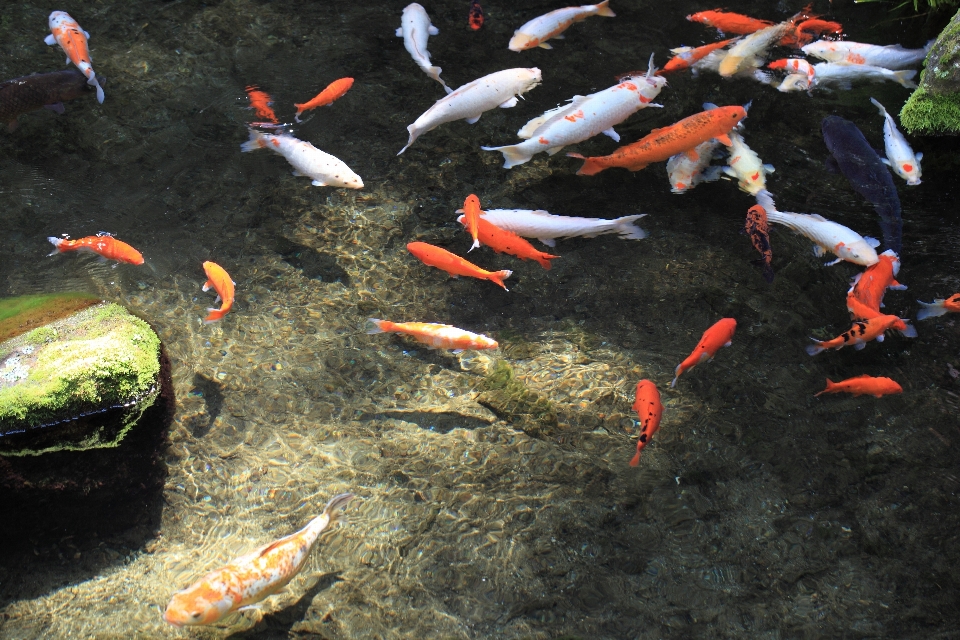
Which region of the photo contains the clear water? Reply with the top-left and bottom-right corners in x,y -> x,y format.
1,0 -> 959,637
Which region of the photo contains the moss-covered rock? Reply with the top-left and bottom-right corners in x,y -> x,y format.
0,300 -> 162,455
901,7 -> 960,134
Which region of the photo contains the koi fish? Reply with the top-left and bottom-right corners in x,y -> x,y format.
294,78 -> 354,123
461,216 -> 560,269
719,19 -> 796,77
870,98 -> 922,186
776,73 -> 812,93
458,209 -> 646,247
805,314 -> 915,356
848,249 -> 905,314
163,493 -> 354,627
767,58 -> 815,81
811,63 -> 917,90
916,294 -> 960,321
802,39 -> 933,70
846,292 -> 883,321
671,318 -> 736,388
44,11 -> 104,104
745,205 -> 774,283
367,319 -> 498,351
482,55 -> 665,168
509,1 -> 616,52
468,0 -> 484,30
568,104 -> 747,176
396,3 -> 451,93
245,85 -> 278,124
660,38 -> 740,74
398,68 -> 542,154
686,10 -> 773,35
815,375 -> 902,398
0,69 -> 99,131
241,129 -> 363,189
721,129 -> 774,196
666,139 -> 724,194
407,241 -> 512,290
629,380 -> 663,467
202,261 -> 235,323
462,194 -> 483,251
755,190 -> 879,267
782,18 -> 842,48
47,233 -> 144,265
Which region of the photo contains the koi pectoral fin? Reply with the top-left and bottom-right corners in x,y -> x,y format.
44,34 -> 56,45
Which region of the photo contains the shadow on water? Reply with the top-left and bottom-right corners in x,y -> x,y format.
227,571 -> 343,639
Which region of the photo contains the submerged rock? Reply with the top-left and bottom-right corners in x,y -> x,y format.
0,296 -> 162,455
901,8 -> 960,135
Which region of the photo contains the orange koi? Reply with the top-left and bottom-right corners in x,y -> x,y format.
462,216 -> 560,270
47,233 -> 144,265
629,380 -> 663,466
568,105 -> 747,176
164,493 -> 353,627
469,0 -> 484,30
659,38 -> 739,74
846,292 -> 883,321
462,193 -> 483,252
848,249 -> 904,316
745,205 -> 773,283
805,314 -> 913,356
767,58 -> 816,80
44,11 -> 104,104
686,9 -> 773,35
917,293 -> 960,321
815,375 -> 902,398
294,77 -> 354,123
782,18 -> 842,48
671,318 -> 736,388
367,319 -> 498,351
407,241 -> 512,290
245,85 -> 278,124
202,261 -> 235,323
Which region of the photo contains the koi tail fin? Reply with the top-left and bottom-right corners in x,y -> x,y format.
323,492 -> 356,527
898,322 -> 918,338
88,75 -> 104,104
46,237 -> 64,255
595,0 -> 616,17
427,67 -> 452,94
240,129 -> 269,152
398,125 -> 418,155
567,153 -> 604,176
869,97 -> 888,119
469,238 -> 481,252
614,214 -> 648,240
916,300 -> 948,321
203,308 -> 227,323
481,143 -> 534,169
365,318 -> 387,334
670,364 -> 682,388
893,69 -> 918,89
805,340 -> 826,356
629,450 -> 640,467
490,270 -> 513,291
814,378 -> 836,397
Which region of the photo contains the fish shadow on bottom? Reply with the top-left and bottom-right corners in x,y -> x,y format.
227,571 -> 343,639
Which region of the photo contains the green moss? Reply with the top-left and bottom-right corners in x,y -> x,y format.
22,326 -> 58,345
900,84 -> 960,134
478,360 -> 557,437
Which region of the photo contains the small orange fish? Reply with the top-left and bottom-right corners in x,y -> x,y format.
805,315 -> 913,356
44,11 -> 104,104
658,38 -> 739,75
468,0 -> 484,30
462,194 -> 483,252
815,375 -> 902,398
846,292 -> 883,321
294,77 -> 354,122
568,105 -> 747,176
629,379 -> 663,466
164,493 -> 353,627
202,261 -> 235,323
366,318 -> 498,351
686,10 -> 774,35
462,216 -> 560,270
744,205 -> 773,283
407,241 -> 512,290
671,318 -> 737,388
848,250 -> 904,315
917,293 -> 960,321
245,85 -> 278,124
47,233 -> 144,265
782,18 -> 842,47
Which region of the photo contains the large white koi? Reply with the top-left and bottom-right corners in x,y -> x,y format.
509,1 -> 615,51
802,39 -> 933,70
457,208 -> 646,246
395,3 -> 450,93
870,97 -> 922,186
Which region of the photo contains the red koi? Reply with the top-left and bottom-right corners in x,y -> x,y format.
294,77 -> 354,122
671,318 -> 736,388
462,217 -> 560,270
407,241 -> 512,290
245,85 -> 278,124
47,233 -> 144,265
686,9 -> 774,35
468,0 -> 484,30
815,375 -> 902,398
629,380 -> 663,466
202,261 -> 235,323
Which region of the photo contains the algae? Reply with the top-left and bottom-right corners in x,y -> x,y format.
477,360 -> 558,437
900,7 -> 960,134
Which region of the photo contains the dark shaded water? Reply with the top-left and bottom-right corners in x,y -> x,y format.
1,0 -> 959,637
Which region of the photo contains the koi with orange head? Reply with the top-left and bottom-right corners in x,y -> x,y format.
815,375 -> 902,398
201,261 -> 235,324
245,85 -> 278,124
629,380 -> 663,466
671,318 -> 737,388
47,233 -> 144,265
407,241 -> 512,290
462,216 -> 560,270
294,77 -> 354,122
686,9 -> 773,35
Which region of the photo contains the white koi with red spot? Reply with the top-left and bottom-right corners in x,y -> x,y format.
481,55 -> 664,168
508,1 -> 616,52
870,97 -> 922,186
720,130 -> 774,196
240,129 -> 363,189
801,39 -> 933,70
666,139 -> 723,194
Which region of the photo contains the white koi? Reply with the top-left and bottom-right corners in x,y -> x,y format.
692,50 -> 773,85
395,3 -> 451,94
720,130 -> 774,196
481,55 -> 664,168
666,140 -> 724,194
776,73 -> 812,93
456,208 -> 646,246
756,190 -> 880,267
812,62 -> 917,90
719,20 -> 792,77
509,1 -> 615,51
802,39 -> 933,70
870,97 -> 922,186
241,130 -> 363,189
398,67 -> 541,154
44,11 -> 104,104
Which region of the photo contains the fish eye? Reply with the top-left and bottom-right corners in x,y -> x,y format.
191,612 -> 203,620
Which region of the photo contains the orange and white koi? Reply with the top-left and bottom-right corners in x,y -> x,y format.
163,493 -> 353,627
294,78 -> 354,123
407,241 -> 512,290
462,194 -> 483,251
870,98 -> 922,186
367,319 -> 498,351
815,375 -> 902,398
756,190 -> 879,267
482,55 -> 664,168
666,139 -> 724,194
805,314 -> 915,356
660,39 -> 740,74
241,129 -> 363,189
802,39 -> 933,70
767,58 -> 815,81
848,249 -> 905,314
461,216 -> 560,269
201,261 -> 235,324
568,104 -> 747,176
721,129 -> 774,196
458,208 -> 646,247
245,85 -> 279,124
629,380 -> 663,466
509,1 -> 615,52
686,10 -> 773,35
719,18 -> 796,77
916,294 -> 960,321
671,318 -> 736,388
744,205 -> 774,283
396,3 -> 451,93
398,68 -> 541,155
47,233 -> 144,265
44,11 -> 104,104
